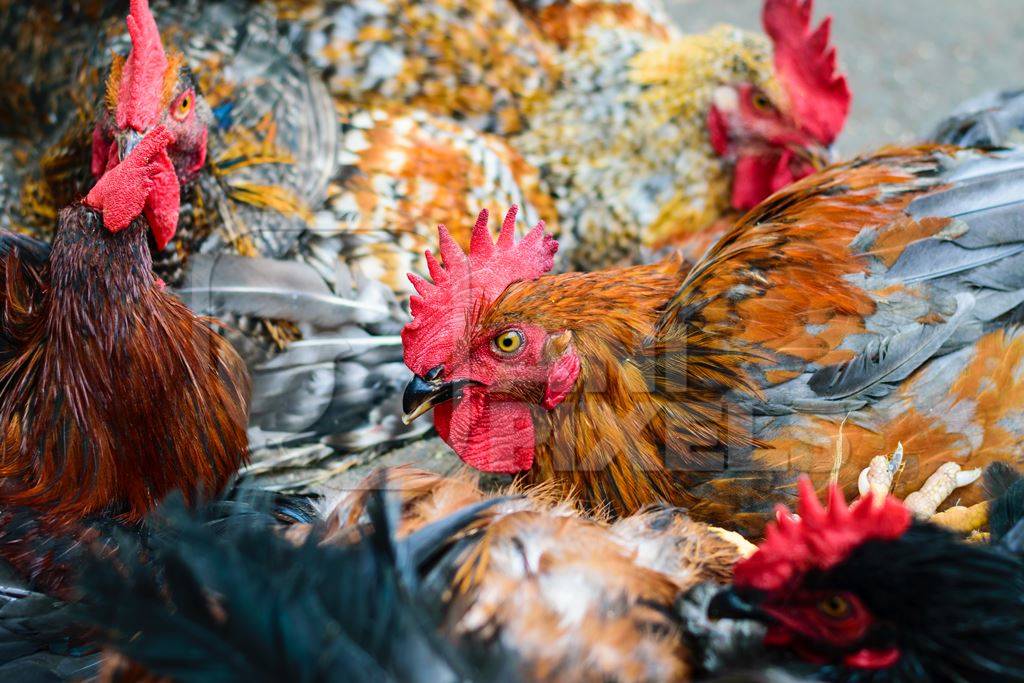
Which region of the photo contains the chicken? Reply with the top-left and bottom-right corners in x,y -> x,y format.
0,123 -> 250,601
68,467 -> 748,682
75,482 -> 511,683
705,478 -> 1024,681
402,143 -> 1024,537
1,1 -> 334,277
0,484 -> 318,681
511,0 -> 850,268
329,468 -> 748,682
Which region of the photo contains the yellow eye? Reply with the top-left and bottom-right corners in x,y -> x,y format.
818,595 -> 850,619
493,329 -> 524,355
751,91 -> 773,112
172,90 -> 193,121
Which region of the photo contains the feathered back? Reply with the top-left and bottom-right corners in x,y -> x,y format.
332,468 -> 748,682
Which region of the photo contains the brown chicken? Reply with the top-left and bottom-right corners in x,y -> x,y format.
0,124 -> 249,535
320,468 -> 750,682
402,145 -> 1024,536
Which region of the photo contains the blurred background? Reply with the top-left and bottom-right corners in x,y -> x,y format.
669,0 -> 1024,153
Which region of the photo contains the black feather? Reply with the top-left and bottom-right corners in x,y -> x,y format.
985,463 -> 1024,551
74,489 -> 516,683
0,232 -> 50,267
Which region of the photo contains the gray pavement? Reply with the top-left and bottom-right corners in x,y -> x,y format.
667,0 -> 1024,153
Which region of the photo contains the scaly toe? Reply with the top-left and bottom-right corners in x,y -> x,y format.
858,443 -> 904,498
904,462 -> 982,519
930,501 -> 989,534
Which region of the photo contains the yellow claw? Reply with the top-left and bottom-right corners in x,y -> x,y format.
930,501 -> 989,534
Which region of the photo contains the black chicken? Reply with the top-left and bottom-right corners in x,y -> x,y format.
706,478 -> 1024,682
75,487 -> 509,683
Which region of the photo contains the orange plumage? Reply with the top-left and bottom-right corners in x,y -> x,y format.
403,145 -> 1024,536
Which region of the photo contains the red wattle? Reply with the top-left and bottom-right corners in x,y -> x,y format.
85,126 -> 178,240
731,155 -> 777,211
435,387 -> 535,473
144,148 -> 181,250
731,152 -> 819,211
844,647 -> 900,669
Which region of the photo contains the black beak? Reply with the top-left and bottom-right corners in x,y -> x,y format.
707,587 -> 772,623
401,366 -> 475,425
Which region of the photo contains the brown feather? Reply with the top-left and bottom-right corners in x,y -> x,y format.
0,206 -> 249,534
328,468 -> 744,682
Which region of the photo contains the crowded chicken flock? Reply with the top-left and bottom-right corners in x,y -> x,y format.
0,0 -> 1023,681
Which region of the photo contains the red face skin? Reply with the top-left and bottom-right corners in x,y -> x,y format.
707,83 -> 831,211
753,587 -> 900,670
90,75 -> 210,251
92,80 -> 210,186
425,322 -> 580,473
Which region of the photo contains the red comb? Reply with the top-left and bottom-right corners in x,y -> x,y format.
116,0 -> 168,132
762,0 -> 850,144
402,206 -> 558,376
733,477 -> 911,591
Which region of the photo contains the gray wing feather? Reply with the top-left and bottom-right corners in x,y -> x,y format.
781,149 -> 1024,411
807,293 -> 975,401
928,89 -> 1024,148
176,254 -> 392,327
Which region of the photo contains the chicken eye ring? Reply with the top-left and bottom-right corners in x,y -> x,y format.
492,329 -> 525,356
172,89 -> 194,122
751,90 -> 774,113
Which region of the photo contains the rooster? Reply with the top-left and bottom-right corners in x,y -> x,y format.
402,142 -> 1024,536
705,478 -> 1024,682
0,124 -> 250,602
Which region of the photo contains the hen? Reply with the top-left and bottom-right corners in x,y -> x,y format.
74,468 -> 749,682
402,143 -> 1024,536
511,0 -> 850,267
706,478 -> 1024,681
